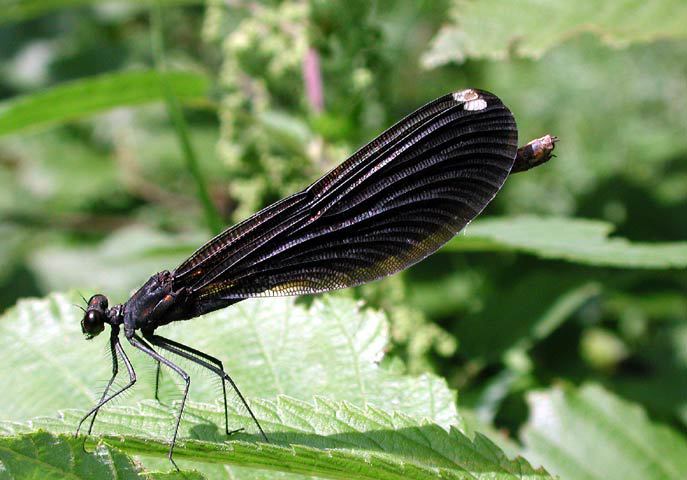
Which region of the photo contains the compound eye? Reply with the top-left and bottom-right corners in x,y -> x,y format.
88,294 -> 108,311
81,309 -> 105,339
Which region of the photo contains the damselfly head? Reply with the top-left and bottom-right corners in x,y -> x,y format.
81,294 -> 109,339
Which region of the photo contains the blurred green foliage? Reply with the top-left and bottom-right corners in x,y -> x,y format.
1,1 -> 686,479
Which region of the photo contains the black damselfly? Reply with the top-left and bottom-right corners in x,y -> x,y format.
77,88 -> 557,468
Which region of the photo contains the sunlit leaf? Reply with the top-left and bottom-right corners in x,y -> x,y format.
0,292 -> 459,428
423,0 -> 687,67
450,217 -> 687,269
522,383 -> 687,480
0,293 -> 555,479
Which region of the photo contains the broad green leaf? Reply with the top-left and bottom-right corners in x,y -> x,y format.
522,383 -> 687,480
4,398 -> 552,480
0,0 -> 203,24
422,0 -> 687,67
0,293 -> 459,428
450,217 -> 687,269
0,70 -> 210,136
0,431 -> 200,480
0,293 -> 555,479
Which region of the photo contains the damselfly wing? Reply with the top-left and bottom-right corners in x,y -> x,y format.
168,89 -> 518,320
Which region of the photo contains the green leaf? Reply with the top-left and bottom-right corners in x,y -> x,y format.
5,399 -> 551,480
0,293 -> 554,479
449,217 -> 687,269
0,0 -> 203,24
522,383 -> 687,480
422,0 -> 687,67
0,293 -> 459,427
0,70 -> 210,136
0,430 -> 202,480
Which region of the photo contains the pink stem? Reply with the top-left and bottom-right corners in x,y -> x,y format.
303,47 -> 324,113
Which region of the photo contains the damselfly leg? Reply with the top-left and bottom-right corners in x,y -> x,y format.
128,334 -> 189,471
144,332 -> 267,442
76,330 -> 136,438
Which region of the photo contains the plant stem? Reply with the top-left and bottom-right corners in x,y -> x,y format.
150,2 -> 223,235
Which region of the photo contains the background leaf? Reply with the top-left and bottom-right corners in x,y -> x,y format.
451,217 -> 687,269
0,70 -> 210,136
28,226 -> 201,300
472,38 -> 687,218
423,0 -> 687,67
522,383 -> 687,480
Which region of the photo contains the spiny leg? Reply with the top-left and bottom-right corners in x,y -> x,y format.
128,333 -> 189,471
86,331 -> 120,435
76,336 -> 136,437
145,333 -> 232,435
144,332 -> 268,442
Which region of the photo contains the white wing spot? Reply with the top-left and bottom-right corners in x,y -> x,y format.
452,89 -> 487,111
452,89 -> 479,103
464,98 -> 487,111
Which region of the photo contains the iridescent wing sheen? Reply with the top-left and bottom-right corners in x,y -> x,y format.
172,89 -> 518,318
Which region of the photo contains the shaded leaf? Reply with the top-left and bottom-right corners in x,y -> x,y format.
522,383 -> 687,480
423,0 -> 687,67
0,70 -> 210,136
0,225 -> 29,285
450,217 -> 687,269
0,430 -> 201,479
